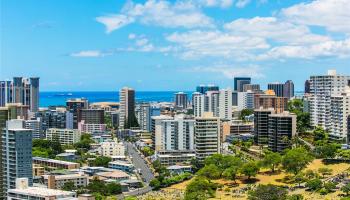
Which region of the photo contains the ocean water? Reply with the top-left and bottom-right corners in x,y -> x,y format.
39,91 -> 190,107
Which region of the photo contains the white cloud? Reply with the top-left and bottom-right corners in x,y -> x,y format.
197,0 -> 234,8
235,0 -> 251,8
95,15 -> 134,33
166,30 -> 269,59
224,17 -> 330,45
281,0 -> 350,34
190,64 -> 264,79
70,50 -> 107,57
128,33 -> 136,39
96,0 -> 214,33
257,38 -> 350,60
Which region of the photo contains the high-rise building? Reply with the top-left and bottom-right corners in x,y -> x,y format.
196,84 -> 219,94
136,103 -> 160,132
174,92 -> 188,109
254,91 -> 288,114
330,88 -> 350,141
195,112 -> 221,162
254,108 -> 274,145
153,115 -> 195,152
24,118 -> 43,139
237,91 -> 255,111
66,98 -> 88,129
309,70 -> 350,131
2,120 -> 33,195
0,77 -> 39,112
119,87 -> 136,129
348,115 -> 350,144
305,80 -> 311,94
219,89 -> 232,120
81,109 -> 104,124
36,107 -> 68,131
268,112 -> 297,152
205,91 -> 220,117
193,93 -> 205,118
268,83 -> 284,97
151,115 -> 173,151
243,84 -> 260,92
283,80 -> 294,99
234,77 -> 251,92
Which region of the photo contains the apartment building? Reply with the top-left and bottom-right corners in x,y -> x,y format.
46,128 -> 81,145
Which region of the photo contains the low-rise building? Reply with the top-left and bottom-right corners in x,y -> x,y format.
167,165 -> 192,175
33,157 -> 80,169
99,139 -> 125,157
96,171 -> 130,182
108,161 -> 134,173
8,178 -> 76,200
46,128 -> 81,145
153,150 -> 196,166
33,164 -> 45,177
44,174 -> 88,189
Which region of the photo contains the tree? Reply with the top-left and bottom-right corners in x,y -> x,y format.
342,183 -> 350,196
222,166 -> 239,183
90,156 -> 111,168
324,182 -> 336,193
248,184 -> 288,200
62,181 -> 76,191
184,177 -> 217,200
87,178 -> 108,194
124,197 -> 137,200
294,173 -> 306,187
313,126 -> 327,142
150,179 -> 161,190
305,178 -> 323,191
106,182 -> 122,195
241,161 -> 260,180
240,109 -> 254,120
304,170 -> 317,179
288,99 -> 311,133
315,143 -> 339,158
318,168 -> 333,178
287,194 -> 304,200
197,164 -> 221,179
261,152 -> 282,173
282,148 -> 313,175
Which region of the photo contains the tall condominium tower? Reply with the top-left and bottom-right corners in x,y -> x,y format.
234,77 -> 251,92
237,91 -> 255,111
153,115 -> 195,152
254,91 -> 288,114
309,70 -> 350,132
2,120 -> 33,196
0,77 -> 39,112
196,84 -> 219,94
81,109 -> 105,124
66,98 -> 88,129
268,83 -> 285,97
304,80 -> 311,94
283,80 -> 294,99
268,112 -> 297,152
243,84 -> 261,92
193,93 -> 205,118
195,112 -> 220,162
205,91 -> 220,117
254,108 -> 275,145
119,87 -> 136,129
174,92 -> 188,109
136,103 -> 160,132
219,89 -> 232,120
330,88 -> 350,140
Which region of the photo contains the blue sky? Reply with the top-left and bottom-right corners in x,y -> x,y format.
1,0 -> 349,91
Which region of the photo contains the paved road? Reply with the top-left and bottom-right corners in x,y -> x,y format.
297,136 -> 315,150
125,142 -> 154,183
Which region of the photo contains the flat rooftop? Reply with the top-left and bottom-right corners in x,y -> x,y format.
8,187 -> 76,197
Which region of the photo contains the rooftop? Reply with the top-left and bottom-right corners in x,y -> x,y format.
8,187 -> 76,197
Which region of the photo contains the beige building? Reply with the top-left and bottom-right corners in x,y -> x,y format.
33,157 -> 80,169
44,174 -> 88,189
98,138 -> 125,157
33,164 -> 45,177
195,112 -> 221,161
46,128 -> 81,145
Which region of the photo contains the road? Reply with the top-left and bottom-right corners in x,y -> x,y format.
125,142 -> 154,183
297,136 -> 315,150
